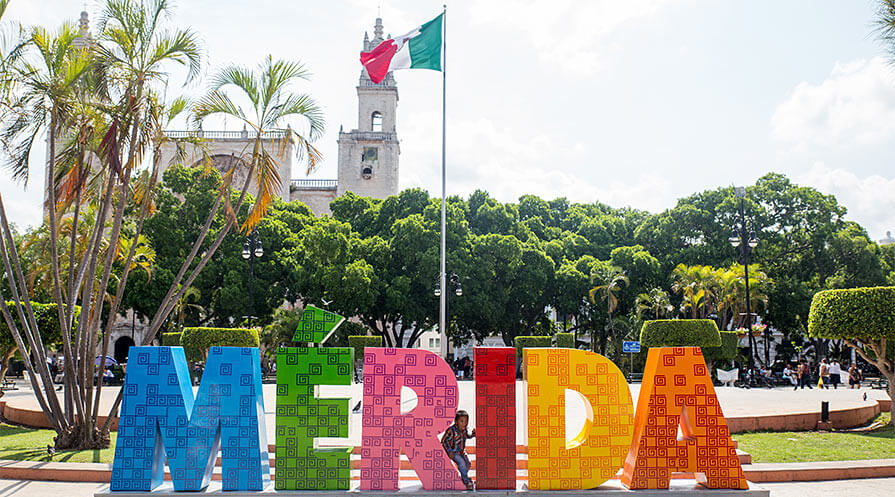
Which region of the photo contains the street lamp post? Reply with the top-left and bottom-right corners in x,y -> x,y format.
434,272 -> 462,353
729,187 -> 759,369
242,229 -> 263,327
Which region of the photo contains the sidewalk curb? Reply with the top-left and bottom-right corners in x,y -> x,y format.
3,458 -> 895,484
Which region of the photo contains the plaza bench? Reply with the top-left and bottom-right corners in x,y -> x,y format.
717,368 -> 738,387
869,377 -> 888,390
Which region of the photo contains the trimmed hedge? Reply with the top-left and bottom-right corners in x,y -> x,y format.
702,330 -> 740,362
181,327 -> 260,362
161,332 -> 182,346
555,332 -> 575,349
348,335 -> 382,360
1,301 -> 80,347
808,287 -> 895,340
639,319 -> 721,348
514,336 -> 552,357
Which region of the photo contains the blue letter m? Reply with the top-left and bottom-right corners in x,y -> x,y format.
111,346 -> 269,491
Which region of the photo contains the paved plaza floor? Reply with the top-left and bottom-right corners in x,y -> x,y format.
0,378 -> 891,496
1,477 -> 895,497
1,379 -> 888,445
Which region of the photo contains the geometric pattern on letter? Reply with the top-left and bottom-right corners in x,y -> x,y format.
292,305 -> 345,344
620,347 -> 748,490
359,348 -> 465,490
525,348 -> 634,490
111,346 -> 269,492
275,347 -> 353,490
274,347 -> 354,490
474,347 -> 516,489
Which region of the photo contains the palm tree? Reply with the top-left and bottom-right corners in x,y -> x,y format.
169,285 -> 204,332
671,264 -> 719,318
635,287 -> 674,320
588,264 -> 629,354
0,0 -> 205,449
193,54 -> 324,231
0,21 -> 91,435
876,0 -> 895,64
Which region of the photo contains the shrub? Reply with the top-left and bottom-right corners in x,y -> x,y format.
348,335 -> 382,361
1,301 -> 80,346
808,287 -> 895,425
702,330 -> 740,365
514,336 -> 552,357
639,319 -> 721,348
180,327 -> 260,362
808,287 -> 895,341
1,302 -> 80,381
555,332 -> 575,349
161,332 -> 182,346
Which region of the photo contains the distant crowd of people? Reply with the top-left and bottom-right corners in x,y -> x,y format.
781,358 -> 863,390
452,356 -> 473,380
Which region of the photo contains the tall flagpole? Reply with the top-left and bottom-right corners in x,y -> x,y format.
439,5 -> 448,358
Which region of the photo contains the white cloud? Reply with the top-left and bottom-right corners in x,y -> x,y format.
771,57 -> 895,148
466,0 -> 679,76
399,112 -> 672,212
797,162 -> 895,240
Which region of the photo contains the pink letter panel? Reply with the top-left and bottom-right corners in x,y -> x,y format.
359,348 -> 465,490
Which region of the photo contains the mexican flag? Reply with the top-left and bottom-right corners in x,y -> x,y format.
360,13 -> 443,84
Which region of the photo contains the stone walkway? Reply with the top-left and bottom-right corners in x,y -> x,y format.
2,478 -> 895,497
1,379 -> 888,444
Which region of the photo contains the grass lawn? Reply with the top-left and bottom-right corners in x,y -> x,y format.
0,423 -> 117,464
735,413 -> 894,463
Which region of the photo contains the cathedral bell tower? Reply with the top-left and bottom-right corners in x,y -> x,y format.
336,17 -> 400,199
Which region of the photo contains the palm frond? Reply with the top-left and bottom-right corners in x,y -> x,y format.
148,28 -> 201,82
193,89 -> 248,124
210,64 -> 259,107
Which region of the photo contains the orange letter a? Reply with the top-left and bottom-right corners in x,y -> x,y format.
620,347 -> 748,490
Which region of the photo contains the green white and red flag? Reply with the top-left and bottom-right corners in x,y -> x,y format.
360,13 -> 443,84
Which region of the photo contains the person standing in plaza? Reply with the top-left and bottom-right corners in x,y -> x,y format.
848,362 -> 863,389
797,360 -> 813,390
819,358 -> 830,389
829,359 -> 842,389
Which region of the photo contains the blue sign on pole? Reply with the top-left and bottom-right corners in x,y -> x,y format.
622,341 -> 641,353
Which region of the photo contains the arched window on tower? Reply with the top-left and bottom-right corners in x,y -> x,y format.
372,111 -> 383,132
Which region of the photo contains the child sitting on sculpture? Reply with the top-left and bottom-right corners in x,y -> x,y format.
441,410 -> 476,490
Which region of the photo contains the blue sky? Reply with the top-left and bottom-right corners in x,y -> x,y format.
3,0 -> 894,240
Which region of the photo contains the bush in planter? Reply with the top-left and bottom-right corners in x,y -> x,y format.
161,332 -> 182,346
555,332 -> 575,349
514,336 -> 552,358
808,286 -> 895,425
639,319 -> 721,348
348,335 -> 382,361
701,330 -> 740,374
1,302 -> 80,382
180,327 -> 259,362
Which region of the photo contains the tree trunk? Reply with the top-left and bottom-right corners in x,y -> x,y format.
0,348 -> 15,385
888,379 -> 894,426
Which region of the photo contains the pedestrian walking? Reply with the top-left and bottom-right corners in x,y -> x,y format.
848,362 -> 863,389
829,359 -> 841,389
819,358 -> 830,389
797,360 -> 813,390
